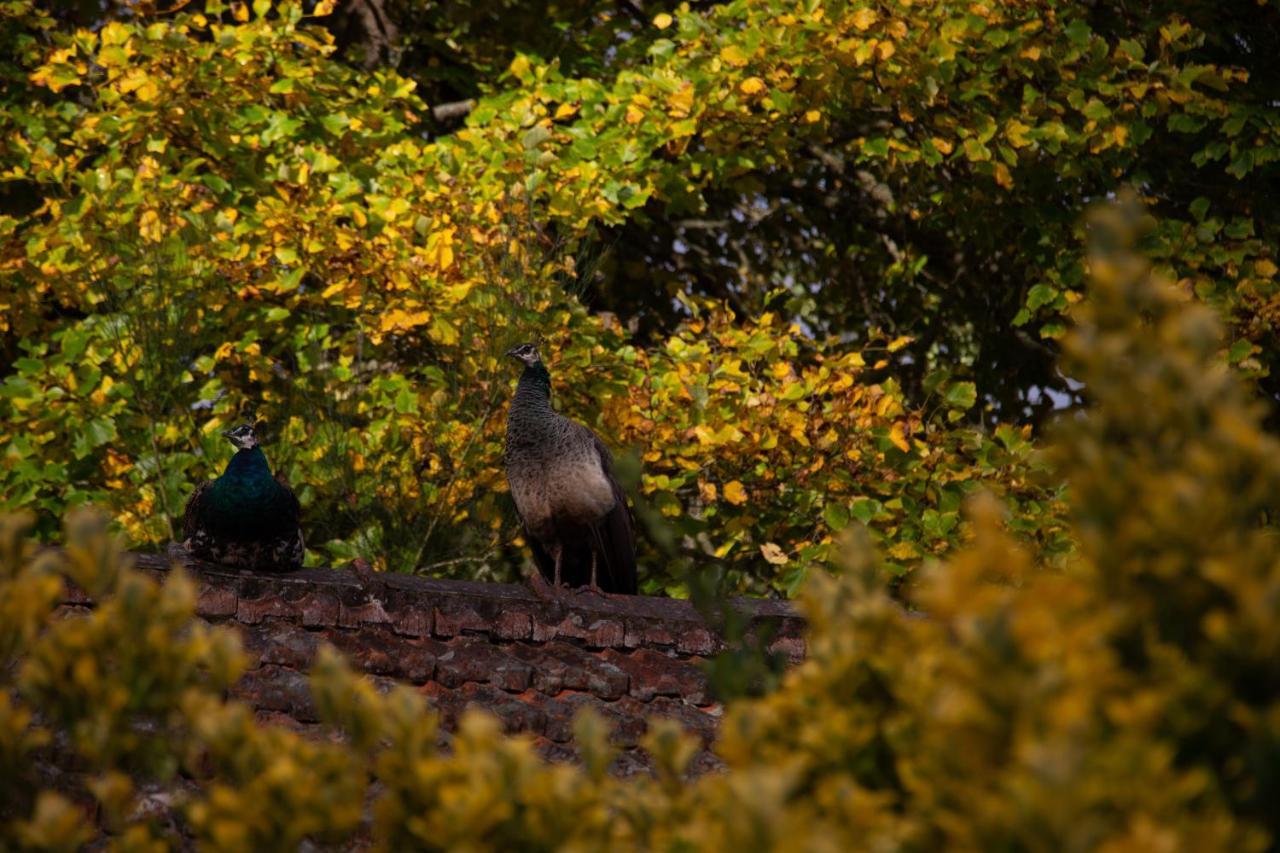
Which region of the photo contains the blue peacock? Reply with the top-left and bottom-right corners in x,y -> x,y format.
181,423 -> 304,571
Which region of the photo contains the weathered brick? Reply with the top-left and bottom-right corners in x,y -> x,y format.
338,598 -> 391,628
458,684 -> 546,735
196,584 -> 238,618
508,642 -> 629,700
533,612 -> 626,648
675,626 -> 718,656
432,603 -> 488,637
602,648 -> 711,706
232,665 -> 317,722
256,623 -> 319,669
540,691 -> 604,743
295,591 -> 340,628
62,580 -> 93,606
236,594 -> 295,625
532,737 -> 578,765
322,628 -> 438,682
636,622 -> 677,650
542,637 -> 627,696
435,640 -> 532,692
492,608 -> 532,640
766,634 -> 807,663
388,605 -> 431,638
645,696 -> 721,745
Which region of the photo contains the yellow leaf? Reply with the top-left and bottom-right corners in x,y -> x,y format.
668,83 -> 694,118
889,423 -> 911,453
139,209 -> 162,243
740,77 -> 766,95
804,109 -> 822,123
379,308 -> 431,334
719,44 -> 750,67
1112,124 -> 1129,147
852,8 -> 877,30
699,481 -> 718,502
1020,45 -> 1042,61
625,104 -> 645,124
653,12 -> 673,29
887,541 -> 921,560
724,481 -> 748,505
1006,119 -> 1031,148
508,54 -> 532,81
994,162 -> 1013,189
932,137 -> 954,155
887,335 -> 913,352
426,227 -> 456,270
876,40 -> 896,60
760,543 -> 789,565
429,316 -> 459,345
1255,259 -> 1278,278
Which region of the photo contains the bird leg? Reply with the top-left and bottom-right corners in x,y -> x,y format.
553,544 -> 563,588
576,550 -> 606,599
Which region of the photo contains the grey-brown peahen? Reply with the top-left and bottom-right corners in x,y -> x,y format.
181,423 -> 304,572
503,343 -> 638,595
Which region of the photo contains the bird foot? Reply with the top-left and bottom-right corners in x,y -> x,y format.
166,541 -> 191,566
573,583 -> 609,601
526,572 -> 566,603
349,557 -> 385,600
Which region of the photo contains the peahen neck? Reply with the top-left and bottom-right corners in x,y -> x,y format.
514,363 -> 553,411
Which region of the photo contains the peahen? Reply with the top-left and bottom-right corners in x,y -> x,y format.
181,423 -> 304,572
504,343 -> 638,595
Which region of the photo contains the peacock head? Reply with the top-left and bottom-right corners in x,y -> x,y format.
505,342 -> 543,368
222,422 -> 260,450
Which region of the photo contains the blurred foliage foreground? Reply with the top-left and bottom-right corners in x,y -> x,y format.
3,206 -> 1279,850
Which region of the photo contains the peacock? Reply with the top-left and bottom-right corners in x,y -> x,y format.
181,422 -> 304,572
504,343 -> 638,595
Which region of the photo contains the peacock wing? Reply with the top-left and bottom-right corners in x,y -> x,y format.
182,479 -> 213,542
275,472 -> 302,525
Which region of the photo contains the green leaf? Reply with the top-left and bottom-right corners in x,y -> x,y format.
1026,284 -> 1059,310
943,381 -> 977,410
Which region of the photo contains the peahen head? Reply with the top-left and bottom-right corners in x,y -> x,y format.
505,342 -> 543,368
222,423 -> 260,450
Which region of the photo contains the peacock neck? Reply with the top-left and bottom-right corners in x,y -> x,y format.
222,446 -> 273,481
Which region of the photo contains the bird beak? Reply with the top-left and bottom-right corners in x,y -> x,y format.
505,346 -> 521,359
220,428 -> 234,438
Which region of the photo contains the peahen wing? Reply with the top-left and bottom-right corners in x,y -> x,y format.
591,436 -> 638,595
527,535 -> 557,584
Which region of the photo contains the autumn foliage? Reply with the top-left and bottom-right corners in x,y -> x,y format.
7,0 -> 1279,593
3,202 -> 1280,849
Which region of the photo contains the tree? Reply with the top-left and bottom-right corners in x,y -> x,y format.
1,0 -> 1275,593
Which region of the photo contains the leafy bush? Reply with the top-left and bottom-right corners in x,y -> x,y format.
8,0 -> 1278,593
3,202 -> 1278,849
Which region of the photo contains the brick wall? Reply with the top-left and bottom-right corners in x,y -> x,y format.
62,552 -> 806,777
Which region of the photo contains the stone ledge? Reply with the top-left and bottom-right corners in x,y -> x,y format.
56,549 -> 808,778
